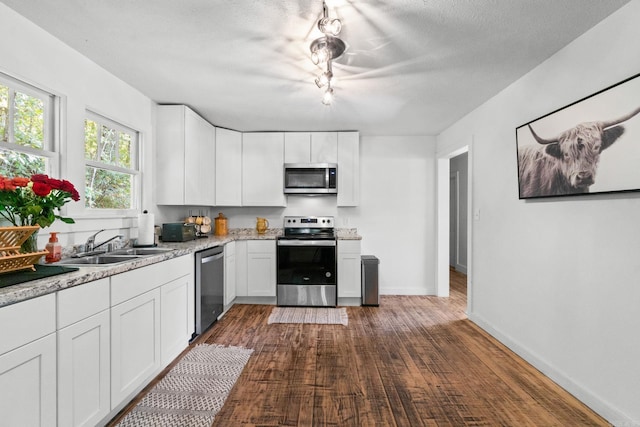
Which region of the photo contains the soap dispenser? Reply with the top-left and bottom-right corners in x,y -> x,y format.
45,232 -> 62,263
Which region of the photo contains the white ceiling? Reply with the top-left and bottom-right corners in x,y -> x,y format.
2,0 -> 632,136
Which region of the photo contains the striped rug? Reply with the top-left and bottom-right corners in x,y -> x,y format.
267,307 -> 348,326
116,343 -> 253,427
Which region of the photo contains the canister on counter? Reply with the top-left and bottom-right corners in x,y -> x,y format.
214,212 -> 228,236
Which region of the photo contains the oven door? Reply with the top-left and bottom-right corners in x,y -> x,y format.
277,239 -> 337,307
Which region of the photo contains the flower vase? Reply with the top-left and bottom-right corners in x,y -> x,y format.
21,230 -> 39,254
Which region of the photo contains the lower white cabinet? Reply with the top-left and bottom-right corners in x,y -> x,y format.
57,311 -> 110,427
0,293 -> 57,427
224,241 -> 237,305
57,277 -> 111,427
338,240 -> 362,298
111,288 -> 161,407
247,240 -> 277,296
0,333 -> 57,427
161,275 -> 192,365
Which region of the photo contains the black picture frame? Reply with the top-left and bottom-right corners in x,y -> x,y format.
516,72 -> 640,199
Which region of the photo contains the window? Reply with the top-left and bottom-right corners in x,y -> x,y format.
0,73 -> 56,177
84,112 -> 139,210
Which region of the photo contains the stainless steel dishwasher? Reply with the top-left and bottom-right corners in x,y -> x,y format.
194,246 -> 224,337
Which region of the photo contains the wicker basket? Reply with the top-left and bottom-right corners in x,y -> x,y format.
0,226 -> 48,274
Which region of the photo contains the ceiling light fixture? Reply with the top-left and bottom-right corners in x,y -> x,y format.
310,1 -> 345,105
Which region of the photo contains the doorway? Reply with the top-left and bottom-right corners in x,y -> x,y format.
436,144 -> 472,313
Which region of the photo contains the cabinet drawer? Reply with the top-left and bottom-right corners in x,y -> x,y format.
57,278 -> 110,328
0,293 -> 56,355
247,240 -> 275,253
111,255 -> 192,306
338,240 -> 361,254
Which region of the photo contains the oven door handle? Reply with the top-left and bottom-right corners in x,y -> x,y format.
277,240 -> 336,247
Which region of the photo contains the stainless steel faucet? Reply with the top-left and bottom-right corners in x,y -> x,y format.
93,234 -> 124,252
85,229 -> 106,252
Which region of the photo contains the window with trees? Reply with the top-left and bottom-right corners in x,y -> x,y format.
84,112 -> 139,210
0,73 -> 56,177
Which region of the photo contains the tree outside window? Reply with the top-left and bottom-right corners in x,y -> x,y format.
84,113 -> 139,210
0,76 -> 53,177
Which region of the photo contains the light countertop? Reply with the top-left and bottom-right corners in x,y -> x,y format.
0,228 -> 361,308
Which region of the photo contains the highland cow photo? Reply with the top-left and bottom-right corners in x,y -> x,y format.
516,73 -> 640,199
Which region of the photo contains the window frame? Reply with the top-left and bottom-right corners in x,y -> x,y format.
84,110 -> 141,213
0,71 -> 58,176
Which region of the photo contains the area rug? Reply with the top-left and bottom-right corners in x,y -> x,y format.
116,343 -> 253,427
267,307 -> 348,326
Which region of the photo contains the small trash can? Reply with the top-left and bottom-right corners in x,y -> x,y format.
361,255 -> 379,306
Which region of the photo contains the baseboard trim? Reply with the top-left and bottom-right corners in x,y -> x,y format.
468,313 -> 635,426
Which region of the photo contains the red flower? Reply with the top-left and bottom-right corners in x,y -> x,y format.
11,177 -> 30,187
47,178 -> 63,190
32,181 -> 52,197
30,174 -> 49,183
0,173 -> 79,228
61,180 -> 80,201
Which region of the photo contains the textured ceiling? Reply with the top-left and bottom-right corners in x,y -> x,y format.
1,0 -> 632,135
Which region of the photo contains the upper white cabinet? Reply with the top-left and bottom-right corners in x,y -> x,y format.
215,127 -> 242,206
337,131 -> 360,207
242,132 -> 286,207
284,132 -> 338,163
156,105 -> 215,205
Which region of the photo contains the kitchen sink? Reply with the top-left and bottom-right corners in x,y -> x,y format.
57,255 -> 143,266
108,247 -> 174,256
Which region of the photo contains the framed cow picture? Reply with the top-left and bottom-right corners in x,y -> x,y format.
516,72 -> 640,199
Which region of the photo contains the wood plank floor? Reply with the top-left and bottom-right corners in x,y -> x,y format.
108,270 -> 610,426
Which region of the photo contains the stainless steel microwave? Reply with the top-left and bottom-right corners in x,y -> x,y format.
283,163 -> 337,194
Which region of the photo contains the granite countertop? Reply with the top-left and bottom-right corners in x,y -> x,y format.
0,227 -> 361,308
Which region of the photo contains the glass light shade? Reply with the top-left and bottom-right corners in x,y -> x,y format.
311,47 -> 330,65
315,70 -> 333,88
322,87 -> 334,105
319,18 -> 342,36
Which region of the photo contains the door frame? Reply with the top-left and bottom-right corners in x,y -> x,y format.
436,142 -> 473,313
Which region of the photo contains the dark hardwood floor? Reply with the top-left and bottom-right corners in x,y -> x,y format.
109,270 -> 609,426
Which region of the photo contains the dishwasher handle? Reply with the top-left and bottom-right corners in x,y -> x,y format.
201,252 -> 224,264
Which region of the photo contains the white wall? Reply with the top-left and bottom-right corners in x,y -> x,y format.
437,1 -> 640,424
0,3 -> 154,248
355,136 -> 437,295
158,135 -> 438,295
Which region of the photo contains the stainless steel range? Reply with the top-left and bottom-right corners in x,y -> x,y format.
277,216 -> 337,307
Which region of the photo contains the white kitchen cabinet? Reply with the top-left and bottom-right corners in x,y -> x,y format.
224,241 -> 237,306
284,132 -> 338,163
242,132 -> 286,206
110,255 -> 192,408
215,127 -> 242,206
0,293 -> 57,427
161,274 -> 192,366
337,131 -> 360,207
235,240 -> 248,297
247,240 -> 277,297
57,278 -> 111,427
110,288 -> 161,407
338,240 -> 362,298
0,334 -> 57,427
156,104 -> 215,205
